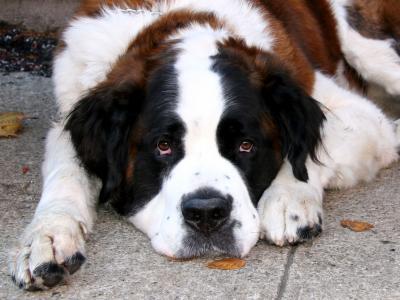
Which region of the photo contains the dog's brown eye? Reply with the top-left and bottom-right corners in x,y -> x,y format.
158,140 -> 172,155
239,140 -> 253,153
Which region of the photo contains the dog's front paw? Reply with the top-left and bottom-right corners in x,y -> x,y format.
9,214 -> 87,290
258,181 -> 323,246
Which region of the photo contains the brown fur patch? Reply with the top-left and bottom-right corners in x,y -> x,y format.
383,0 -> 400,39
347,0 -> 400,40
264,12 -> 315,94
125,157 -> 136,182
261,115 -> 282,164
304,1 -> 342,71
103,10 -> 224,88
255,0 -> 341,78
125,121 -> 144,182
346,3 -> 386,39
346,0 -> 400,64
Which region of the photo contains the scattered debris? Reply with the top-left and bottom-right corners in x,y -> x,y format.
340,220 -> 374,232
0,21 -> 58,77
207,258 -> 246,270
167,256 -> 195,262
0,112 -> 26,137
22,166 -> 30,174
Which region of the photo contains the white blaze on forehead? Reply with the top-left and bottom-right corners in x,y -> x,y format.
174,26 -> 228,156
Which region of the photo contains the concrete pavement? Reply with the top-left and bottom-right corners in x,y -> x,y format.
0,72 -> 399,299
0,0 -> 79,31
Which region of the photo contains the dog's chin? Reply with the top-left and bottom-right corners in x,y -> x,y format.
150,222 -> 248,259
176,245 -> 242,259
176,231 -> 242,259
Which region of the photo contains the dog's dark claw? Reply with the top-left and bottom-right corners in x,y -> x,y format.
64,252 -> 86,275
33,262 -> 66,288
296,224 -> 322,241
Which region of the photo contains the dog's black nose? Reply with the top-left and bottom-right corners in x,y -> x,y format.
181,194 -> 232,235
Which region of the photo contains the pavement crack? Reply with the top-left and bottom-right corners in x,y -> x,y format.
275,245 -> 297,300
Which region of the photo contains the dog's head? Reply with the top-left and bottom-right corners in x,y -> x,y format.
66,34 -> 324,258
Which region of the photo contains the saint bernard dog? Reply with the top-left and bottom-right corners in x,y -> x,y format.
10,0 -> 400,290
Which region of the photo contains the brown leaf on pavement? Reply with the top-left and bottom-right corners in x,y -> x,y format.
207,258 -> 246,270
0,112 -> 26,137
340,219 -> 374,232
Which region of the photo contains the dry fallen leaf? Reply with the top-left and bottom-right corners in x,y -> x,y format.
0,112 -> 26,137
340,220 -> 374,232
207,258 -> 246,270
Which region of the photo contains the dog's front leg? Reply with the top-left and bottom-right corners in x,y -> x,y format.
9,124 -> 100,290
257,161 -> 324,246
259,72 -> 399,246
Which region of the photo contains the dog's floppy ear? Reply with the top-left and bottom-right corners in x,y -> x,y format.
261,71 -> 325,181
65,82 -> 145,203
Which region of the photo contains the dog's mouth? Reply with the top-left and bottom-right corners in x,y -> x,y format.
175,220 -> 242,258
